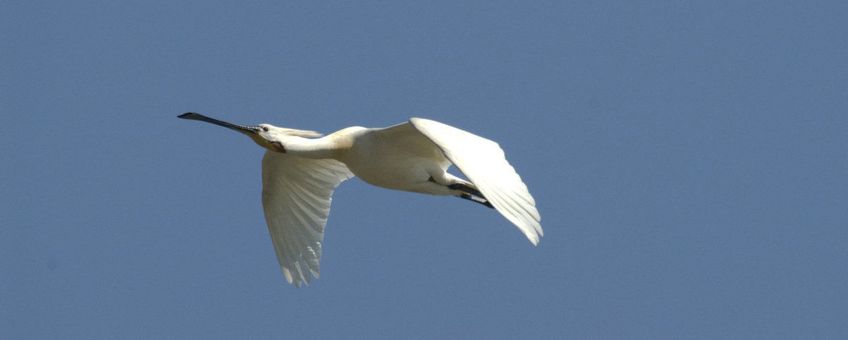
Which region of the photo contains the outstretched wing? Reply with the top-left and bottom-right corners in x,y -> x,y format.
261,151 -> 353,287
409,118 -> 543,245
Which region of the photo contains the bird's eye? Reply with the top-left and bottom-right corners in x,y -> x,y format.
261,126 -> 269,132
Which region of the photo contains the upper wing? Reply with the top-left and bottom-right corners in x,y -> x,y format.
261,151 -> 353,287
409,118 -> 543,245
372,121 -> 452,168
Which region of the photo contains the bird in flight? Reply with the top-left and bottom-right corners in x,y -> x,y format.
178,112 -> 542,287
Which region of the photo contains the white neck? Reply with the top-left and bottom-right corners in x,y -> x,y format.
281,135 -> 345,160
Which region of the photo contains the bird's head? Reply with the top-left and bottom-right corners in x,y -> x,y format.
178,112 -> 322,153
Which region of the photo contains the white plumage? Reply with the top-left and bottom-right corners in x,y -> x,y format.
261,152 -> 352,286
179,113 -> 542,287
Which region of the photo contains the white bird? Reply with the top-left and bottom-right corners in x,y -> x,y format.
178,112 -> 542,287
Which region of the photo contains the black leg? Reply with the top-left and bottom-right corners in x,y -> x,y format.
458,193 -> 495,209
448,183 -> 485,198
432,178 -> 494,209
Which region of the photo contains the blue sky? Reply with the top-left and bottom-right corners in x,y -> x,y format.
2,1 -> 846,338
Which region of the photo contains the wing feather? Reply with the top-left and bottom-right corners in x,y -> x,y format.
409,118 -> 543,245
261,151 -> 353,287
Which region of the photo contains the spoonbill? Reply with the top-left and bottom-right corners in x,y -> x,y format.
178,112 -> 542,286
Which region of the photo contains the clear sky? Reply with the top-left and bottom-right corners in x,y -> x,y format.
2,1 -> 846,338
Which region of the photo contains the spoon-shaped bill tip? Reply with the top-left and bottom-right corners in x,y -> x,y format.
178,112 -> 203,119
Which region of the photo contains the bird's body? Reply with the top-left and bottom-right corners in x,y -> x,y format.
340,125 -> 452,194
179,113 -> 542,286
